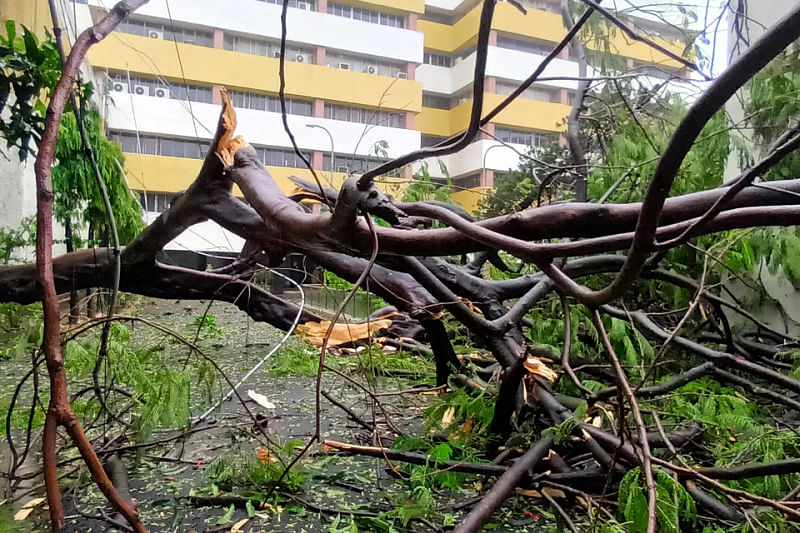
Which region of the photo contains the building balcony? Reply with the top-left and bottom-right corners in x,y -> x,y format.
89,34 -> 422,112
416,46 -> 580,95
122,152 -> 409,198
104,94 -> 421,158
416,93 -> 570,137
87,0 -> 424,64
418,2 -> 687,68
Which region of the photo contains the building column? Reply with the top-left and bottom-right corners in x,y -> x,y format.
212,85 -> 224,105
312,151 -> 324,170
558,88 -> 568,105
405,62 -> 416,80
405,111 -> 415,129
481,122 -> 496,140
315,45 -> 326,66
406,12 -> 418,30
316,0 -> 327,12
484,76 -> 496,94
557,45 -> 569,59
488,29 -> 498,47
313,99 -> 325,118
404,165 -> 413,179
481,169 -> 495,188
213,28 -> 224,49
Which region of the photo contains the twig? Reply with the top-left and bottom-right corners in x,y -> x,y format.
592,310 -> 657,533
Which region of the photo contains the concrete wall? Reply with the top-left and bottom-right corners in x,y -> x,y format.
725,0 -> 800,335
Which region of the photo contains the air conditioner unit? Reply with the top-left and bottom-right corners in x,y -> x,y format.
336,165 -> 349,174
338,62 -> 350,70
154,87 -> 169,98
133,84 -> 149,96
396,71 -> 408,79
295,53 -> 305,63
297,1 -> 309,9
112,82 -> 128,93
272,51 -> 282,58
366,65 -> 378,75
147,29 -> 163,39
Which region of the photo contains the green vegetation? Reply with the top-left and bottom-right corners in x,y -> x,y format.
192,313 -> 226,338
205,440 -> 308,494
618,468 -> 696,533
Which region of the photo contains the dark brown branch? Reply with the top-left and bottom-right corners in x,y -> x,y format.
553,5 -> 800,305
452,437 -> 553,533
321,440 -> 509,476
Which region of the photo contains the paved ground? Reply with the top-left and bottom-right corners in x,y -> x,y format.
0,297 -> 551,532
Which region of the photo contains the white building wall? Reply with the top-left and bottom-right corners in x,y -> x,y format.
87,0 -> 424,64
416,139 -> 527,178
104,94 -> 421,157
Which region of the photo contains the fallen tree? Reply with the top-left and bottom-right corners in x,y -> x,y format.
5,0 -> 800,531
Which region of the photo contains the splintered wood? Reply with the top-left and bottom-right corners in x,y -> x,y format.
215,87 -> 249,166
296,318 -> 393,348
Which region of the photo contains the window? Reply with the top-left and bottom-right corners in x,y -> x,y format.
254,147 -> 311,168
421,135 -> 446,147
169,83 -> 214,103
496,36 -> 552,55
422,94 -> 451,110
496,81 -> 558,103
108,73 -> 213,103
423,52 -> 451,68
420,10 -> 453,25
139,192 -> 177,213
323,153 -> 400,176
117,18 -> 212,47
453,173 -> 481,189
109,132 -> 210,159
257,0 -> 316,9
326,51 -> 406,78
519,0 -> 559,13
324,103 -> 403,128
224,34 -> 314,63
495,127 -> 551,148
229,90 -> 313,115
329,3 -> 405,28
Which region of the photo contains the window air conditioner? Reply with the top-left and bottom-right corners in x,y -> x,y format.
112,82 -> 128,93
338,62 -> 350,70
295,53 -> 305,63
297,1 -> 310,9
273,51 -> 282,58
366,65 -> 378,74
336,165 -> 349,173
396,71 -> 408,79
133,84 -> 149,96
154,87 -> 169,98
147,29 -> 163,39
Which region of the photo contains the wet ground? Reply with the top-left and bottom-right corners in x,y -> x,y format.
0,297 -> 552,532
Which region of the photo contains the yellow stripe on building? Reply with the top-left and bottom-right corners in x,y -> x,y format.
89,34 -> 422,112
417,95 -> 571,137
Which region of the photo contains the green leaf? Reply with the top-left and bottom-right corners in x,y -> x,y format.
5,21 -> 16,43
21,27 -> 41,64
245,499 -> 255,518
216,504 -> 235,525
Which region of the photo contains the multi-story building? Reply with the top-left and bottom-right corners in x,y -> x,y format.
1,0 -> 688,256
